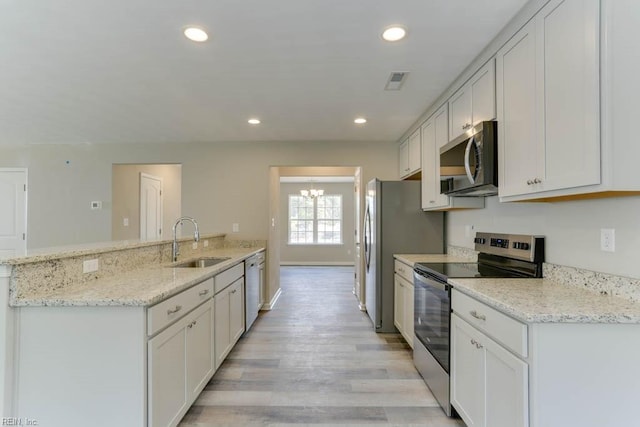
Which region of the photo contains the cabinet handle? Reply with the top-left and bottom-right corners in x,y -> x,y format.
187,320 -> 197,329
470,338 -> 483,349
199,289 -> 209,296
462,123 -> 472,130
167,305 -> 182,315
470,310 -> 486,321
534,178 -> 542,184
429,200 -> 435,204
231,289 -> 237,294
527,180 -> 533,185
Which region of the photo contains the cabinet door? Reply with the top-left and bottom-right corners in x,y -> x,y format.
471,59 -> 496,125
186,301 -> 215,401
421,119 -> 437,210
408,129 -> 421,174
398,139 -> 410,178
485,337 -> 529,427
497,19 -> 539,197
393,275 -> 405,334
403,281 -> 414,348
451,314 -> 485,427
229,278 -> 245,344
214,290 -> 231,369
449,85 -> 472,140
148,319 -> 188,427
536,0 -> 600,192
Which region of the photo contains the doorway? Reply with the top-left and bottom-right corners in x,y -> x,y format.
267,166 -> 363,311
0,168 -> 27,256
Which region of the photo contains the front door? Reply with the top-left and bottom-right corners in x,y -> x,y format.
140,173 -> 163,240
0,169 -> 27,256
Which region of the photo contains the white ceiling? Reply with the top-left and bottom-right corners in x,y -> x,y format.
0,0 -> 527,146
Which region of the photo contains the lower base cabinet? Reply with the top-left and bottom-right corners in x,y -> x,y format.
215,277 -> 245,369
451,313 -> 528,427
148,299 -> 214,427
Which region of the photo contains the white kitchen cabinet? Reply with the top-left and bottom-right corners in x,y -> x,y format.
449,60 -> 496,141
148,299 -> 214,427
398,129 -> 421,179
186,301 -> 214,401
215,277 -> 245,369
421,104 -> 484,211
393,275 -> 405,336
497,0 -> 601,200
393,259 -> 414,348
451,313 -> 528,427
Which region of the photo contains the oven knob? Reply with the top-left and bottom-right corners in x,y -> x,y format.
474,237 -> 486,244
521,243 -> 530,250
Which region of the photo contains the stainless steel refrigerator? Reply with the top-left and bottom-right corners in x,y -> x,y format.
363,179 -> 444,332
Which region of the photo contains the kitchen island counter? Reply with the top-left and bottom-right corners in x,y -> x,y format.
8,246 -> 264,307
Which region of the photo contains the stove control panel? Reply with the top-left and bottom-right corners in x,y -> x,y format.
474,232 -> 544,263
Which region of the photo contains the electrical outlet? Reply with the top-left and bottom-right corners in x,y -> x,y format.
600,228 -> 615,252
192,242 -> 198,250
123,217 -> 129,227
204,240 -> 209,247
232,223 -> 239,233
83,259 -> 99,273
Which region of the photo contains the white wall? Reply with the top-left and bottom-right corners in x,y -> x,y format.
279,182 -> 355,265
448,196 -> 640,278
0,141 -> 396,249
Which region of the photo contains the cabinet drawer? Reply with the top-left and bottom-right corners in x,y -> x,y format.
452,289 -> 528,358
394,260 -> 413,283
147,278 -> 214,336
215,263 -> 244,294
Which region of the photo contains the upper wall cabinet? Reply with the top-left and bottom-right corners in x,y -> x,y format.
421,104 -> 484,211
399,129 -> 421,179
449,60 -> 496,141
497,0 -> 601,201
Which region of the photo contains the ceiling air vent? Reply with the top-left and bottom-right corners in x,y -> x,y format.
385,72 -> 408,90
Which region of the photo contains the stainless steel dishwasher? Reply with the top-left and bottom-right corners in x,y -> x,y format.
244,254 -> 260,331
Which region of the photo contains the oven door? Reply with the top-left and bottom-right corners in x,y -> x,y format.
413,269 -> 451,373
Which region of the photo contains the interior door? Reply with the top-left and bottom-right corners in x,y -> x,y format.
0,169 -> 27,256
140,173 -> 163,240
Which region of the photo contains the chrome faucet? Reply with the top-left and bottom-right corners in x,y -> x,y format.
172,216 -> 200,262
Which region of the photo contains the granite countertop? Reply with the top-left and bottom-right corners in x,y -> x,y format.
394,254 -> 472,267
450,277 -> 640,324
10,246 -> 264,308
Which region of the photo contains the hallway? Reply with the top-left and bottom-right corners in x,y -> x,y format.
179,266 -> 464,426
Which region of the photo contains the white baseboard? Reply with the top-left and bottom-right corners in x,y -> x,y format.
280,262 -> 354,266
261,287 -> 282,311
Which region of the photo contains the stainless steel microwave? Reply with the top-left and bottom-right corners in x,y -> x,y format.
439,120 -> 498,196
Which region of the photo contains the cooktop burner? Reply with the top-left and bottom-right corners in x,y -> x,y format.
414,261 -> 530,280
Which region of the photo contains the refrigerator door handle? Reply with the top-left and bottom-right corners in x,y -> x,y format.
364,204 -> 372,271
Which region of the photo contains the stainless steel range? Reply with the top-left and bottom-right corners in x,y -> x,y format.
412,232 -> 544,416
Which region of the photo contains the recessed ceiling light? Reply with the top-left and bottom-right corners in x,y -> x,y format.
248,118 -> 261,125
354,117 -> 367,124
382,26 -> 407,42
184,27 -> 208,42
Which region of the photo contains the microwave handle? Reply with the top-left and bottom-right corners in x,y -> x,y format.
464,136 -> 476,184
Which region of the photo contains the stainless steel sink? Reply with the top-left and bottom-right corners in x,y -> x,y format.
169,257 -> 230,268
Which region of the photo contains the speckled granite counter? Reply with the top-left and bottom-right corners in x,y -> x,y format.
9,246 -> 264,307
450,277 -> 640,324
394,253 -> 473,267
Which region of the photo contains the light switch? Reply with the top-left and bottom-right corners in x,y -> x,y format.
232,223 -> 239,233
123,218 -> 129,227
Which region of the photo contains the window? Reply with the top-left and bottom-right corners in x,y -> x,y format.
288,194 -> 342,244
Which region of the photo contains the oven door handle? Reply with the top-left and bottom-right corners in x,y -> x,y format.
413,271 -> 448,292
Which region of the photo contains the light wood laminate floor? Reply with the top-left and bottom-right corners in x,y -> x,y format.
179,266 -> 465,426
